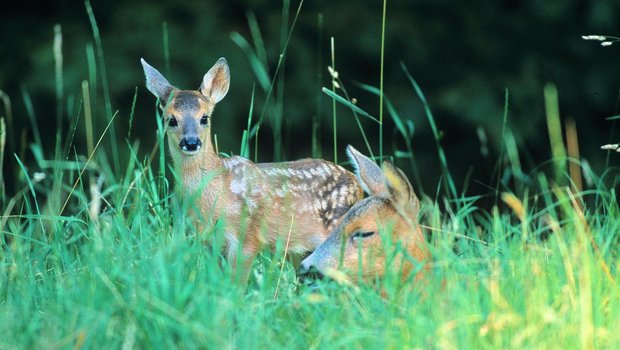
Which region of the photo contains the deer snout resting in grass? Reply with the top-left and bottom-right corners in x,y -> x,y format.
299,145 -> 429,285
140,57 -> 363,272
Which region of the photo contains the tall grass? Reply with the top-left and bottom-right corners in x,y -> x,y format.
231,0 -> 305,162
1,4 -> 619,350
2,139 -> 618,348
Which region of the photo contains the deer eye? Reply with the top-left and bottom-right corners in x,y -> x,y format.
200,115 -> 209,126
168,116 -> 178,127
351,231 -> 375,240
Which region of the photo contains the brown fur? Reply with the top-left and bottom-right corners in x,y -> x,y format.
300,145 -> 430,284
141,58 -> 363,269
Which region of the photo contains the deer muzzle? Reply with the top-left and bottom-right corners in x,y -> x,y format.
179,136 -> 202,155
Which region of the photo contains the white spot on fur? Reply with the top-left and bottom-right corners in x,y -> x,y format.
331,191 -> 338,202
228,200 -> 241,215
230,178 -> 246,195
225,232 -> 240,260
295,200 -> 314,212
321,163 -> 331,174
290,244 -> 312,254
244,197 -> 257,210
338,186 -> 345,199
224,157 -> 242,169
275,188 -> 286,197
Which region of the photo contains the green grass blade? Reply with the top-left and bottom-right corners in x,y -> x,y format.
246,11 -> 268,68
53,24 -> 64,138
544,83 -> 567,185
379,0 -> 387,160
14,155 -> 45,235
127,87 -> 138,139
331,37 -> 337,163
163,21 -> 170,74
321,88 -> 380,124
356,81 -> 423,191
232,0 -> 305,160
356,83 -> 406,138
401,62 -> 457,198
230,32 -> 270,92
85,0 -> 119,173
312,13 -> 324,159
240,85 -> 256,158
494,88 -> 510,202
20,88 -> 42,149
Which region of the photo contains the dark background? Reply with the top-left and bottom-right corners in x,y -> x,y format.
1,0 -> 619,201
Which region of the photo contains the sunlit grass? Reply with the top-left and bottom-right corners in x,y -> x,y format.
2,147 -> 618,348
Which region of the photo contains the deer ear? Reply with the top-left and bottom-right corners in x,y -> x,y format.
346,145 -> 389,196
381,161 -> 419,215
200,57 -> 230,103
141,58 -> 174,105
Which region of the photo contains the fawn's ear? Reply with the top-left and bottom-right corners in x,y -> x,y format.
200,57 -> 230,103
381,161 -> 419,215
141,58 -> 174,105
346,145 -> 389,197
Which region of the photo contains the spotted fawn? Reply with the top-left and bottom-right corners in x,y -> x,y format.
141,57 -> 363,269
299,145 -> 429,284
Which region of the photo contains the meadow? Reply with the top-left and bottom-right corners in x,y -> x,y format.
1,2 -> 619,349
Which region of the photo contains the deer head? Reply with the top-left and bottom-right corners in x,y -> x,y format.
141,58 -> 230,157
299,145 -> 429,284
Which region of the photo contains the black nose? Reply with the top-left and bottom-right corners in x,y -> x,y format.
179,137 -> 202,152
297,264 -> 323,283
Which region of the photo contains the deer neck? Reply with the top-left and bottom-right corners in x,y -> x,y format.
169,130 -> 226,192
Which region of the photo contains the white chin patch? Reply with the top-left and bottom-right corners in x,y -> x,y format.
181,146 -> 200,156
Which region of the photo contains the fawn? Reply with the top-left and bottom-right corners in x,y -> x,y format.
140,57 -> 363,268
299,145 -> 429,284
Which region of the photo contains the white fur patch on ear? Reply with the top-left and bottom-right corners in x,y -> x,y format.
346,145 -> 388,196
200,57 -> 230,103
141,58 -> 174,104
345,145 -> 366,191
